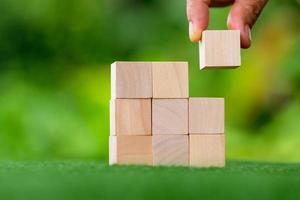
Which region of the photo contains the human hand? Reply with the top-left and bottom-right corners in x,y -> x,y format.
187,0 -> 268,48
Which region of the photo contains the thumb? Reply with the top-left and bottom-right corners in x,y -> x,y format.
227,0 -> 268,48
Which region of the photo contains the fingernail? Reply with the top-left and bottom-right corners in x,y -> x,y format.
189,21 -> 201,42
246,25 -> 252,41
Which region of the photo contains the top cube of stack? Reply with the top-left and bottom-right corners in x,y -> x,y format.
111,62 -> 152,99
111,62 -> 188,99
200,30 -> 241,69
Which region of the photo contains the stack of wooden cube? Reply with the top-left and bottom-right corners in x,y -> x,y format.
109,30 -> 241,167
109,62 -> 225,167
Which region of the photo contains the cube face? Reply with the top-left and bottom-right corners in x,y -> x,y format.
109,136 -> 153,165
189,98 -> 224,134
152,62 -> 188,98
109,135 -> 117,165
152,99 -> 188,135
110,99 -> 151,136
200,30 -> 240,69
153,135 -> 188,166
189,135 -> 225,167
111,62 -> 152,98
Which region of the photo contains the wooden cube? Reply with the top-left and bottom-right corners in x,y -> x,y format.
200,30 -> 240,69
110,99 -> 151,136
189,134 -> 225,167
111,62 -> 152,98
189,98 -> 224,134
152,135 -> 188,166
152,62 -> 188,98
152,99 -> 188,135
109,136 -> 153,165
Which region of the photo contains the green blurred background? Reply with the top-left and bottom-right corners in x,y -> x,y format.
0,0 -> 299,162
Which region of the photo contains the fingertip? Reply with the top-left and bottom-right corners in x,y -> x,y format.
241,40 -> 251,49
241,25 -> 251,49
189,21 -> 202,42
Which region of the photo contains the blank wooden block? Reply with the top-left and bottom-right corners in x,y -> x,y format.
152,62 -> 188,98
189,134 -> 225,167
152,99 -> 188,135
110,99 -> 151,136
111,62 -> 152,98
189,98 -> 224,134
152,135 -> 188,166
109,136 -> 153,165
200,30 -> 240,69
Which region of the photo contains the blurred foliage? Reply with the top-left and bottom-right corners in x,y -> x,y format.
0,0 -> 299,161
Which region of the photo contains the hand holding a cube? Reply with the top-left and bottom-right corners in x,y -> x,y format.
187,0 -> 269,48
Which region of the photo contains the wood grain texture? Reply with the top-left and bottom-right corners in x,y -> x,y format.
189,98 -> 224,134
189,134 -> 225,167
152,135 -> 188,166
110,99 -> 151,136
152,99 -> 188,135
152,62 -> 188,98
111,62 -> 152,99
109,136 -> 153,165
200,30 -> 240,69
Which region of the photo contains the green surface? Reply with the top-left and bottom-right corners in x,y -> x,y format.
0,161 -> 300,200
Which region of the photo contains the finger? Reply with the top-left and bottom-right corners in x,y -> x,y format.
227,0 -> 268,48
187,0 -> 234,42
187,0 -> 211,42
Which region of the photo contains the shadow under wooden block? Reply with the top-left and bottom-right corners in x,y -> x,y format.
189,134 -> 225,167
110,99 -> 151,136
109,136 -> 153,165
189,98 -> 224,134
152,99 -> 188,135
152,62 -> 188,98
200,30 -> 240,69
153,135 -> 188,166
111,62 -> 152,98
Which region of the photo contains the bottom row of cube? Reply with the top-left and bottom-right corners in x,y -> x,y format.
109,134 -> 225,167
